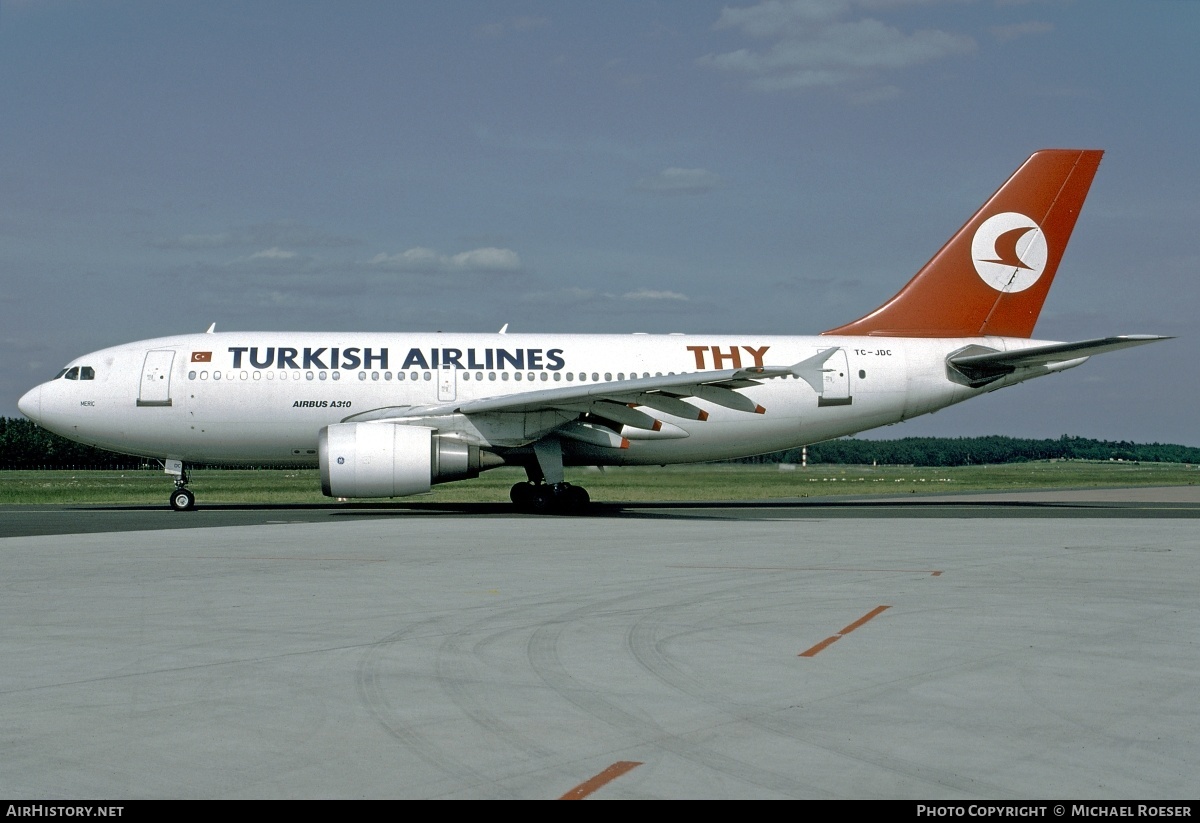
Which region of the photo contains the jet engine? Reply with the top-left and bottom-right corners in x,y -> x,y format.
319,422 -> 499,498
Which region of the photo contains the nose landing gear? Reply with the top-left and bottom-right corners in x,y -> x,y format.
165,459 -> 196,511
170,486 -> 196,511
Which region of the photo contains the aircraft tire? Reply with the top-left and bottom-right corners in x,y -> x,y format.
510,482 -> 535,508
170,488 -> 196,512
528,485 -> 556,514
562,484 -> 590,513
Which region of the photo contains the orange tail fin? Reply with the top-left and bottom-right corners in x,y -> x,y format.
823,149 -> 1103,339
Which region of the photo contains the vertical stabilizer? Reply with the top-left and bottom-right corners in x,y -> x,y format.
823,149 -> 1103,338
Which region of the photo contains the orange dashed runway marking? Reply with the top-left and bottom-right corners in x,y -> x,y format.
560,761 -> 643,800
800,605 -> 890,657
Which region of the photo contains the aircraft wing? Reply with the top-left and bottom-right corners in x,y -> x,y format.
948,335 -> 1171,384
343,364 -> 797,428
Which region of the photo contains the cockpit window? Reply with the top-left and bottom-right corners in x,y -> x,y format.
55,365 -> 95,380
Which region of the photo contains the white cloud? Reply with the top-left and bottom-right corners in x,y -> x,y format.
623,289 -> 690,301
368,246 -> 521,273
152,221 -> 359,250
702,0 -> 975,93
635,167 -> 723,194
449,247 -> 521,270
249,247 -> 299,261
714,0 -> 850,37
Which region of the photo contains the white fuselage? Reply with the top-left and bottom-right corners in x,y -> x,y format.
18,331 -> 1073,468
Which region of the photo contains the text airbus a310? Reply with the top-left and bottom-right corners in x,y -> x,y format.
18,149 -> 1168,512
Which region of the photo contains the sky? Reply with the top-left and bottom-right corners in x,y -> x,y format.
2,0 -> 1197,445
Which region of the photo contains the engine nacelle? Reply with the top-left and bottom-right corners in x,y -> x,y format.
318,423 -> 492,499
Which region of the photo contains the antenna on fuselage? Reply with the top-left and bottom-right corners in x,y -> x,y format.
205,323 -> 216,334
498,323 -> 508,334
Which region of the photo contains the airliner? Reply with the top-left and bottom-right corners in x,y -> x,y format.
17,149 -> 1168,512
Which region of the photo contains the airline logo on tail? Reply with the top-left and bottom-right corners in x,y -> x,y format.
971,211 -> 1048,293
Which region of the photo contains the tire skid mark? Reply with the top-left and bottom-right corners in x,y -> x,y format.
625,576 -> 838,797
625,580 -> 1009,797
528,572 -> 829,797
356,617 -> 492,787
435,601 -> 561,763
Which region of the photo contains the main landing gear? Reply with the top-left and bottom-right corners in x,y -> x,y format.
165,459 -> 196,511
510,436 -> 592,514
509,481 -> 590,514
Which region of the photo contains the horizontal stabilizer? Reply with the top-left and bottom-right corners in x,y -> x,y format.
790,348 -> 841,395
948,335 -> 1170,386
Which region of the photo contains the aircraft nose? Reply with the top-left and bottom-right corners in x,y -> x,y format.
17,383 -> 42,423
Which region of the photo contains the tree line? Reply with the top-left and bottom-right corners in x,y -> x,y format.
737,434 -> 1200,467
2,416 -> 1198,470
